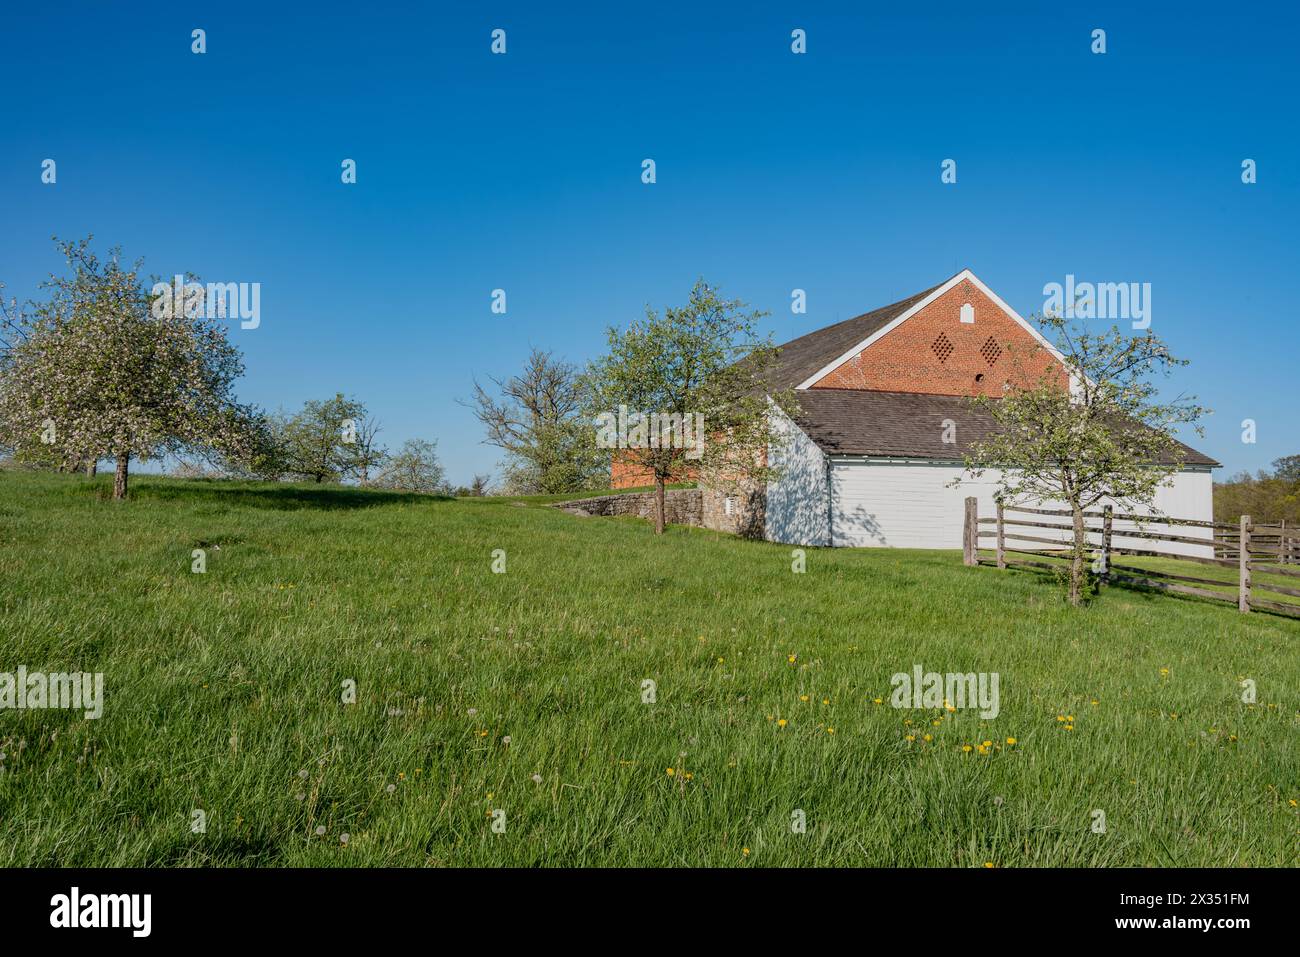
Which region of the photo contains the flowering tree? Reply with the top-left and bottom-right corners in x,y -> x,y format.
0,237 -> 263,499
278,393 -> 368,483
962,315 -> 1208,605
584,279 -> 790,534
371,438 -> 446,493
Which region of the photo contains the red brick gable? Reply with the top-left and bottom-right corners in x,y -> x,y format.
809,278 -> 1067,397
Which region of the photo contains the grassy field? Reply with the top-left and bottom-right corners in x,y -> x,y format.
0,470 -> 1296,867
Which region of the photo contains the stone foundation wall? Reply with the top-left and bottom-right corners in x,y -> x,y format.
554,488 -> 703,526
701,481 -> 767,538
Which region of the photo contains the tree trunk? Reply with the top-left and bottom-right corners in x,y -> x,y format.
1069,501 -> 1085,605
654,476 -> 666,535
315,474 -> 323,484
86,459 -> 97,477
113,453 -> 129,500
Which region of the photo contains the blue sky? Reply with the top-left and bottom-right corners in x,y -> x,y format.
2,1 -> 1296,482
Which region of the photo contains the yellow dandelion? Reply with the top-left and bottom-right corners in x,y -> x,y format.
874,697 -> 883,705
666,768 -> 675,776
962,745 -> 972,753
787,654 -> 797,663
742,847 -> 750,856
822,698 -> 829,705
684,772 -> 694,781
982,740 -> 992,747
1006,737 -> 1016,745
905,734 -> 916,742
826,727 -> 835,735
1065,724 -> 1074,731
800,695 -> 809,702
923,734 -> 932,742
777,718 -> 787,728
984,862 -> 995,869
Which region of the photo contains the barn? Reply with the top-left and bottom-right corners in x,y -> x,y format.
701,269 -> 1218,549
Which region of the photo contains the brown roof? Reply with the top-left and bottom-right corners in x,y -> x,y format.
789,388 -> 1220,467
762,277 -> 953,391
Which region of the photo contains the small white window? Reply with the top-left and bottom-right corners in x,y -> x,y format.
724,496 -> 734,516
960,303 -> 974,324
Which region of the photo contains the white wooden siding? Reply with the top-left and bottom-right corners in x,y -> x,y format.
764,406 -> 830,546
825,460 -> 1214,556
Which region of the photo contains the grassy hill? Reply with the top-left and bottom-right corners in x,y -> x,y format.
0,471 -> 1295,866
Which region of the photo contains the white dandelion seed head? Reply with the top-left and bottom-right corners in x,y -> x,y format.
315,825 -> 326,836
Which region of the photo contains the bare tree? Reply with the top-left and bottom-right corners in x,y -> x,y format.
465,348 -> 604,494
344,413 -> 387,484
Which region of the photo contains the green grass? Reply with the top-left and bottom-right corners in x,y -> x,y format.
0,470 -> 1296,867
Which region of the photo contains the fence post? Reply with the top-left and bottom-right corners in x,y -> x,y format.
995,499 -> 1006,569
1238,515 -> 1251,614
963,497 -> 977,566
1281,519 -> 1289,565
1102,505 -> 1113,581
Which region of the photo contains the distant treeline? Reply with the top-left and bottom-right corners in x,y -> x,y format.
1214,455 -> 1300,524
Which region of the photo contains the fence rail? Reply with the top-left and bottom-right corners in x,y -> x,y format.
963,498 -> 1300,619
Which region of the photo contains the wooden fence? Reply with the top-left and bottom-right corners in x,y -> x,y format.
1213,520 -> 1299,563
961,497 -> 1300,618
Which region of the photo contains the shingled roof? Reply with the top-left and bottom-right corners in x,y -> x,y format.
763,277 -> 953,391
788,388 -> 1220,467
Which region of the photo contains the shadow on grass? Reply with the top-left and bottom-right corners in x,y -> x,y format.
121,478 -> 451,511
992,557 -> 1300,620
